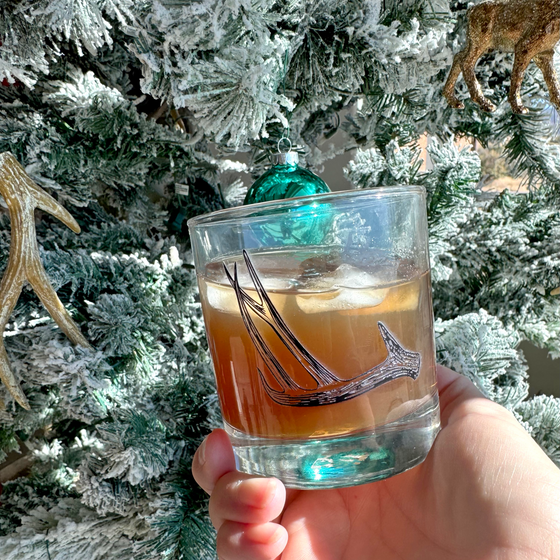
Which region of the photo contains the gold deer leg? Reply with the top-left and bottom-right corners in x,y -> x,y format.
511,26 -> 560,114
534,50 -> 560,109
458,3 -> 498,113
509,50 -> 535,114
461,36 -> 495,112
443,50 -> 467,109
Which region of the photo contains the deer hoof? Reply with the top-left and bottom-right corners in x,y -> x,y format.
511,103 -> 529,115
443,92 -> 465,110
478,99 -> 496,113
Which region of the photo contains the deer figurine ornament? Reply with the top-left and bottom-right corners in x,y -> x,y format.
444,0 -> 560,114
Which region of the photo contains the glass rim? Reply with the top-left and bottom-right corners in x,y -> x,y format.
187,185 -> 426,229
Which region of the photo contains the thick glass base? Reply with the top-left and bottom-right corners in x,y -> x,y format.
225,393 -> 440,489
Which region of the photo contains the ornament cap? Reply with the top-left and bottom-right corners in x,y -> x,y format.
275,151 -> 299,166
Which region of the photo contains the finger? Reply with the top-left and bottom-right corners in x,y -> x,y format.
216,521 -> 288,560
209,471 -> 286,530
436,364 -> 487,426
192,429 -> 236,495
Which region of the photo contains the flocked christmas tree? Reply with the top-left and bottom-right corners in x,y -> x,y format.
0,0 -> 558,558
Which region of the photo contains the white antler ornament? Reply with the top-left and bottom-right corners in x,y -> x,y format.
0,152 -> 90,410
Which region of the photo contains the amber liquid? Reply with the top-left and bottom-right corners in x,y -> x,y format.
199,251 -> 437,439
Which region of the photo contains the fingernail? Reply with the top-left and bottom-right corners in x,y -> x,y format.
197,438 -> 207,466
237,478 -> 278,508
266,526 -> 285,545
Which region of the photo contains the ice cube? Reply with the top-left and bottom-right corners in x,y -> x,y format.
298,263 -> 387,292
205,281 -> 288,315
259,277 -> 294,291
390,280 -> 420,312
296,287 -> 388,314
332,264 -> 381,289
226,265 -> 294,292
205,283 -> 241,314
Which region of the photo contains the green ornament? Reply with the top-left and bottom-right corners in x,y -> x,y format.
244,152 -> 332,247
244,152 -> 331,205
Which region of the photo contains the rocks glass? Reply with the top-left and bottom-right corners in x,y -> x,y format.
188,187 -> 440,489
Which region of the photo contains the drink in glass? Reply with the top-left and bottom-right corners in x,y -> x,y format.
189,187 -> 439,488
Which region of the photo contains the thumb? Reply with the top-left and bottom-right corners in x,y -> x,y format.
192,429 -> 236,494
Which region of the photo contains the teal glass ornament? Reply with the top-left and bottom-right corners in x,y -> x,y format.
244,152 -> 330,204
244,152 -> 332,247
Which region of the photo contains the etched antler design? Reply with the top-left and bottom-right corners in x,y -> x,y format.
0,153 -> 90,410
224,251 -> 420,407
443,0 -> 560,114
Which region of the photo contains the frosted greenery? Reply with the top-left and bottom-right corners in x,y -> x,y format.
0,0 -> 559,558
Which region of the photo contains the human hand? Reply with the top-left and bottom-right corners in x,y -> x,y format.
192,366 -> 560,559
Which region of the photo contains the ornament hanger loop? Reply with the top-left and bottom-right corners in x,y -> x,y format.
277,137 -> 292,154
